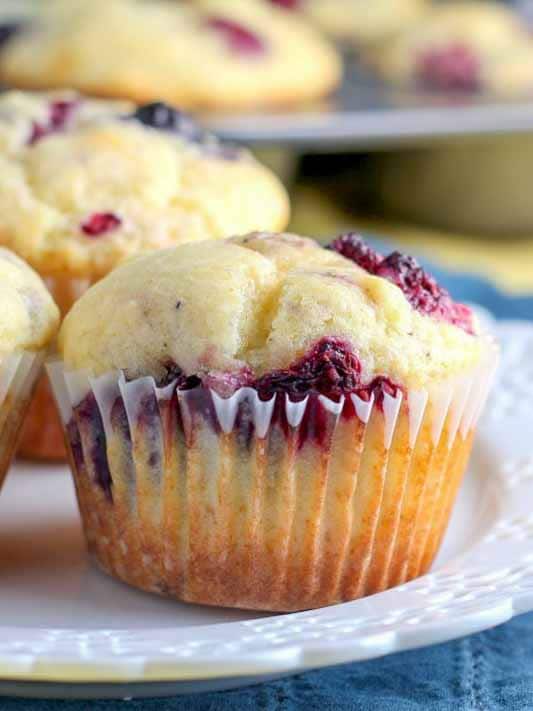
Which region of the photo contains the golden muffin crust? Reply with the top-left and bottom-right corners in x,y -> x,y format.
374,1 -> 533,94
59,233 -> 486,390
0,0 -> 341,109
0,91 -> 289,278
0,247 -> 59,356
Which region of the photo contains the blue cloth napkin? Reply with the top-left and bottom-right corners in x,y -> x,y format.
3,265 -> 533,711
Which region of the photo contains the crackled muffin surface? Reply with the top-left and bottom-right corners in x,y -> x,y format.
0,91 -> 289,278
0,247 -> 59,356
60,233 -> 487,392
0,0 -> 341,109
375,1 -> 533,93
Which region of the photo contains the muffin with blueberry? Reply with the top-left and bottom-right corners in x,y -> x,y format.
50,232 -> 497,611
374,1 -> 533,94
0,248 -> 59,486
0,90 -> 289,460
0,0 -> 341,109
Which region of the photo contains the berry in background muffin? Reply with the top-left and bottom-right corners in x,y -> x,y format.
373,1 -> 533,95
51,232 -> 497,611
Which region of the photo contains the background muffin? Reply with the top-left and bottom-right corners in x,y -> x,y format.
305,0 -> 428,49
51,232 -> 496,611
0,90 -> 288,460
0,91 -> 289,279
373,1 -> 533,94
0,248 -> 59,485
0,0 -> 341,109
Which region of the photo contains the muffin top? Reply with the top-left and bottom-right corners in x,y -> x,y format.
0,0 -> 341,109
375,1 -> 533,93
0,247 -> 59,356
59,233 -> 489,394
0,91 -> 289,278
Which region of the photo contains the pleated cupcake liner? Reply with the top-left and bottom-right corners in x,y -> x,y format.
0,350 -> 44,487
48,347 -> 498,612
19,275 -> 94,461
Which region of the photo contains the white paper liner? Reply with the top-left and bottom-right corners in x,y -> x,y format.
46,345 -> 499,611
351,392 -> 374,425
48,343 -> 499,453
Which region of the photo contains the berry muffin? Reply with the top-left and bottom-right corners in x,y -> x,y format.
303,0 -> 428,49
0,0 -> 342,110
0,248 -> 59,487
374,1 -> 533,94
373,136 -> 533,236
0,90 -> 289,460
49,232 -> 497,612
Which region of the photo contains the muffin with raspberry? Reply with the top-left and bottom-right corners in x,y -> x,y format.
0,90 -> 289,460
50,232 -> 497,611
0,248 -> 59,486
374,1 -> 533,94
0,0 -> 341,109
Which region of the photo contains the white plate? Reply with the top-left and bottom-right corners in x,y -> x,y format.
0,321 -> 531,700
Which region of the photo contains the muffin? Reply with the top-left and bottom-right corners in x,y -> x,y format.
374,1 -> 533,94
0,0 -> 342,110
373,136 -> 533,236
303,0 -> 428,49
0,90 -> 288,460
0,248 -> 59,486
49,232 -> 497,612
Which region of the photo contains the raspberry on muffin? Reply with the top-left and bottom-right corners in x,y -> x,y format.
0,0 -> 342,110
52,233 -> 497,611
328,233 -> 473,332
